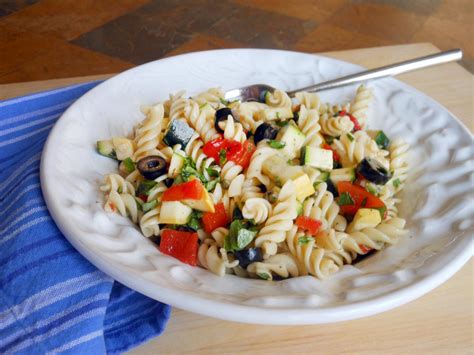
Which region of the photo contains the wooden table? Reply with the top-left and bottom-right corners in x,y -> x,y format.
1,44 -> 472,353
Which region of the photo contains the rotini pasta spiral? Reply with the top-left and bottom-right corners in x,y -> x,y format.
285,227 -> 341,278
219,115 -> 247,143
139,206 -> 160,237
104,191 -> 139,223
319,113 -> 354,137
100,173 -> 135,195
220,161 -> 244,198
295,91 -> 321,110
297,105 -> 324,147
255,90 -> 293,120
255,180 -> 297,257
193,88 -> 225,108
332,130 -> 389,169
242,197 -> 272,224
184,99 -> 220,143
184,133 -> 219,181
303,182 -> 347,232
198,239 -> 238,276
247,253 -> 299,280
350,85 -> 373,128
246,141 -> 276,187
235,101 -> 268,132
133,103 -> 166,161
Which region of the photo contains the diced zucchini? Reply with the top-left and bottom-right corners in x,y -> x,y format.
97,140 -> 117,160
296,202 -> 303,216
330,168 -> 356,185
168,153 -> 185,178
159,201 -> 192,224
262,155 -> 304,185
301,146 -> 333,171
163,119 -> 195,148
347,208 -> 381,233
276,123 -> 306,159
111,137 -> 135,160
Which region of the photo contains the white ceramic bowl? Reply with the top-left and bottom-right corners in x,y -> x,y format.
41,49 -> 473,324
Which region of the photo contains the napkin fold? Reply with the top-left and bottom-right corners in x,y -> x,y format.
0,82 -> 171,354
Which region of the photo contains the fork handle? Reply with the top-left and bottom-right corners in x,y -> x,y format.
287,49 -> 463,96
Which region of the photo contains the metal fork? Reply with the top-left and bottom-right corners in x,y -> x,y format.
224,49 -> 462,102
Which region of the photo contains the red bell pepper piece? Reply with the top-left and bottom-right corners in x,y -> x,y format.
202,202 -> 229,233
160,229 -> 198,266
322,143 -> 340,162
162,179 -> 204,202
230,140 -> 255,169
359,244 -> 372,254
337,181 -> 386,217
295,216 -> 322,235
203,138 -> 255,168
203,137 -> 226,162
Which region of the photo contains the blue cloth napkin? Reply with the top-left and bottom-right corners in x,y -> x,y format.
0,82 -> 171,354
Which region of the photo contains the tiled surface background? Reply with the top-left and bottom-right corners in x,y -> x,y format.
0,0 -> 472,84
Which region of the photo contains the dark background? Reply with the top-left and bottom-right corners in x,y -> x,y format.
1,0 -> 472,83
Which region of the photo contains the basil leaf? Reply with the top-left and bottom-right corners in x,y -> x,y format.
219,149 -> 227,165
375,130 -> 390,149
205,167 -> 220,178
257,272 -> 271,280
346,133 -> 354,142
142,199 -> 158,213
275,120 -> 288,127
375,206 -> 387,219
268,140 -> 286,149
137,180 -> 158,196
224,220 -> 257,252
122,157 -> 135,173
392,178 -> 401,188
298,236 -> 314,244
275,111 -> 281,119
205,179 -> 219,192
338,192 -> 355,206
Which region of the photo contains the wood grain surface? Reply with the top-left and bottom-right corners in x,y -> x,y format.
0,44 -> 472,354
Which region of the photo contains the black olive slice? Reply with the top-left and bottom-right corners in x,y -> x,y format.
137,156 -> 167,180
233,248 -> 263,268
356,157 -> 392,185
215,108 -> 238,133
253,123 -> 279,144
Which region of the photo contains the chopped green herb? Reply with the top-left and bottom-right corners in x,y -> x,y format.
219,149 -> 227,165
142,199 -> 158,213
122,157 -> 135,173
199,102 -> 208,109
375,130 -> 390,149
375,206 -> 387,219
366,183 -> 379,195
298,236 -> 315,245
346,133 -> 355,142
135,198 -> 143,211
180,157 -> 206,183
338,192 -> 355,206
257,272 -> 271,280
219,98 -> 229,106
392,178 -> 401,188
275,111 -> 281,119
187,210 -> 203,231
205,178 -> 219,192
275,120 -> 288,127
137,180 -> 158,196
361,197 -> 368,208
224,220 -> 257,252
206,167 -> 220,178
117,186 -> 123,194
268,140 -> 286,149
296,202 -> 303,216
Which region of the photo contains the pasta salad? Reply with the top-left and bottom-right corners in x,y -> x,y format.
97,85 -> 409,280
